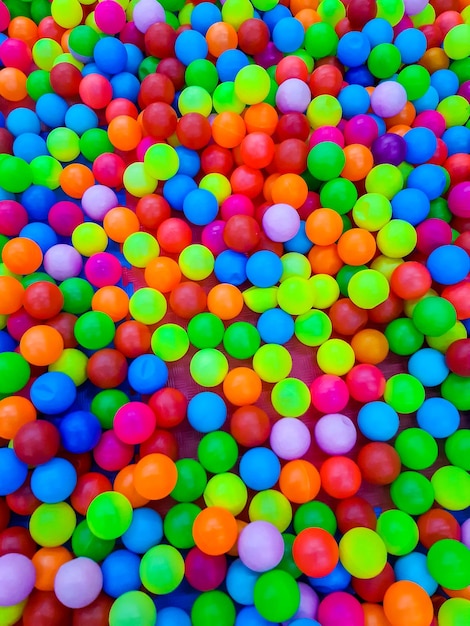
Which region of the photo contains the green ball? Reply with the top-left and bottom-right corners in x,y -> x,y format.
6,0 -> 31,19
412,297 -> 457,337
294,309 -> 332,346
397,64 -> 430,100
26,70 -> 53,100
29,502 -> 76,547
384,373 -> 425,414
138,56 -> 159,81
74,311 -> 115,350
376,509 -> 419,556
390,471 -> 435,516
281,253 -> 311,280
197,431 -> 238,474
144,143 -> 179,181
190,349 -> 229,387
71,520 -> 115,562
163,503 -> 200,549
278,533 -> 302,579
385,318 -> 424,356
367,43 -> 401,78
204,473 -> 247,516
429,197 -> 452,222
320,178 -> 358,215
271,378 -> 311,417
140,544 -> 185,594
86,492 -> 133,540
441,373 -> 470,411
395,428 -> 438,470
294,501 -> 337,535
307,142 -> 345,181
185,59 -> 219,93
439,598 -> 470,626
179,244 -> 214,280
91,389 -> 129,430
427,539 -> 470,591
31,0 -> 52,22
249,490 -> 292,532
129,288 -> 167,325
366,164 -> 404,200
0,156 -> 32,193
109,591 -> 156,626
213,81 -> 245,114
445,429 -> 470,471
192,591 -> 236,626
254,570 -> 300,623
437,95 -> 470,128
431,466 -> 470,511
47,127 -> 80,162
123,232 -> 160,268
30,155 -> 62,189
223,321 -> 260,360
277,277 -> 316,316
352,193 -> 392,231
151,324 -> 189,362
187,312 -> 225,349
80,128 -> 114,161
68,25 -> 100,58
377,0 -> 405,25
304,22 -> 338,59
0,352 -> 31,394
253,344 -> 292,383
348,269 -> 390,309
234,65 -> 270,105
49,348 -> 88,386
171,459 -> 207,503
21,272 -> 56,288
377,219 -> 417,258
59,277 -> 94,315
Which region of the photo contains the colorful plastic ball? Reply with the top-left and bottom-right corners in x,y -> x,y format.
54,557 -> 103,609
426,244 -> 470,286
171,459 -> 207,504
262,203 -> 300,243
270,417 -> 311,460
197,431 -> 238,476
30,458 -> 77,505
223,322 -> 261,360
347,269 -> 390,309
86,492 -> 133,541
316,339 -> 355,376
134,453 -> 178,501
190,349 -> 229,388
193,506 -> 238,556
253,569 -> 300,624
320,456 -> 362,499
100,550 -> 141,599
339,528 -> 387,579
439,598 -> 470,626
383,581 -> 434,626
394,552 -> 438,596
223,367 -> 262,406
238,521 -> 284,573
187,312 -> 225,349
239,447 -> 281,492
0,552 -> 36,606
445,430 -> 470,471
203,472 -> 247,516
416,397 -> 460,439
191,590 -> 235,626
156,607 -> 191,626
213,250 -> 246,287
29,371 -> 76,415
427,538 -> 470,591
187,392 -> 227,434
257,308 -> 295,345
432,466 -> 470,511
245,250 -> 283,288
109,591 -> 156,626
292,527 -> 339,579
317,592 -> 364,626
310,375 -> 349,414
384,373 -> 425,414
376,509 -> 419,557
315,414 -> 357,455
271,378 -> 311,418
139,544 -> 185,595
185,547 -> 227,593
390,471 -> 435,516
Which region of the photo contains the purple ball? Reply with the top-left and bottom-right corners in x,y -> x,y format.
238,521 -> 285,573
371,133 -> 407,166
462,519 -> 470,549
84,252 -> 122,288
43,244 -> 83,281
318,591 -> 364,626
276,79 -> 312,114
81,185 -> 118,221
270,417 -> 311,460
285,582 -> 320,624
314,413 -> 357,455
370,81 -> 408,119
133,0 -> 165,33
0,553 -> 36,606
262,204 -> 300,243
54,557 -> 103,609
254,42 -> 283,69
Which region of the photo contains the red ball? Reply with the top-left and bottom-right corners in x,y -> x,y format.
445,338 -> 470,376
14,421 -> 61,466
336,496 -> 377,534
70,472 -> 113,516
139,428 -> 179,460
454,230 -> 470,255
23,282 -> 64,320
420,23 -> 443,48
114,320 -> 151,359
274,138 -> 308,174
144,22 -> 177,59
292,527 -> 339,578
357,442 -> 401,485
38,17 -> 66,43
139,73 -> 175,107
223,214 -> 261,252
157,217 -> 192,254
92,153 -> 126,189
275,113 -> 310,142
329,298 -> 368,336
201,145 -> 234,176
156,57 -> 186,91
72,593 -> 113,626
0,498 -> 10,532
230,165 -> 264,198
239,132 -> 275,169
309,65 -> 344,97
0,128 -> 13,155
79,74 -> 113,109
417,508 -> 461,549
23,590 -> 73,626
347,0 -> 377,28
50,63 -> 82,98
345,364 -> 386,403
390,261 -> 433,299
352,563 -> 395,603
86,349 -> 128,389
46,312 -> 78,349
135,194 -> 171,230
320,456 -> 362,499
148,388 -> 187,429
176,113 -> 212,150
275,56 -> 309,84
142,102 -> 177,139
6,475 -> 41,516
60,451 -> 92,477
169,281 -> 207,319
445,153 -> 470,186
0,526 -> 37,558
105,98 -> 139,122
230,405 -> 271,447
368,292 -> 403,324
237,18 -> 270,55
185,548 -> 227,592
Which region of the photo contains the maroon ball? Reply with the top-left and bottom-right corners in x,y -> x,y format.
14,421 -> 61,466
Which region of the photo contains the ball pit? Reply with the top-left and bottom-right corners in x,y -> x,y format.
0,0 -> 469,624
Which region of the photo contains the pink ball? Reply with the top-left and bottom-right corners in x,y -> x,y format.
458,80 -> 470,103
270,417 -> 311,460
276,78 -> 312,114
285,582 -> 319,624
0,553 -> 36,606
43,244 -> 83,281
81,185 -> 118,221
413,111 -> 446,138
185,547 -> 227,591
95,1 -> 127,34
113,402 -> 157,445
133,0 -> 165,33
318,591 -> 364,626
310,375 -> 350,413
0,1 -> 10,32
262,203 -> 301,243
221,194 -> 255,220
7,308 -> 36,341
448,181 -> 470,218
0,200 -> 28,236
238,521 -> 285,573
136,136 -> 158,161
416,218 -> 453,256
343,115 -> 379,147
314,413 -> 357,455
309,126 -> 345,149
371,82 -> 407,119
48,201 -> 84,237
84,252 -> 123,288
93,430 -> 134,472
201,220 -> 227,256
393,15 -> 413,36
346,364 -> 386,403
54,557 -> 103,609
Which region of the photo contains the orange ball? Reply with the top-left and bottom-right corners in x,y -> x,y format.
19,325 -> 64,366
223,367 -> 262,406
383,581 -> 434,626
212,112 -> 246,149
103,207 -> 140,243
0,396 -> 36,440
384,101 -> 416,128
193,506 -> 238,556
207,283 -> 244,320
32,547 -> 73,591
134,453 -> 178,500
144,256 -> 182,293
351,329 -> 389,365
279,460 -> 321,504
290,0 -> 319,14
8,16 -> 39,47
59,163 -> 95,198
341,144 -> 374,181
2,237 -> 43,275
387,124 -> 411,137
107,115 -> 142,151
295,8 -> 321,29
363,603 -> 393,626
305,208 -> 343,245
244,103 -> 278,135
337,228 -> 376,265
0,276 -> 24,315
114,464 -> 150,508
263,173 -> 280,203
308,243 -> 343,275
206,22 -> 238,57
227,519 -> 247,557
91,286 -> 129,322
419,47 -> 449,74
271,173 -> 308,209
0,67 -> 27,101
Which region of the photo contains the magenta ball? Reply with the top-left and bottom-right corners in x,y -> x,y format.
93,430 -> 134,472
262,203 -> 300,243
314,413 -> 357,455
136,137 -> 158,161
416,218 -> 453,255
448,181 -> 470,218
0,553 -> 36,606
94,0 -> 127,34
43,244 -> 83,281
309,126 -> 345,148
221,194 -> 255,220
48,201 -> 84,237
413,111 -> 446,137
238,521 -> 285,573
185,547 -> 227,591
276,79 -> 312,114
113,402 -> 157,445
270,417 -> 311,460
310,375 -> 349,413
133,0 -> 166,32
201,220 -> 227,255
370,82 -> 407,118
318,592 -> 364,626
84,252 -> 123,288
343,114 -> 379,147
54,557 -> 103,609
81,185 -> 118,221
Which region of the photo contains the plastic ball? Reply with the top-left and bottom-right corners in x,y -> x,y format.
86,492 -> 132,541
315,414 -> 357,455
271,378 -> 311,418
253,570 -> 300,623
238,521 -> 285,573
0,553 -> 36,606
262,203 -> 301,243
384,373 -> 425,414
339,528 -> 387,579
109,591 -> 156,626
134,454 -> 177,501
390,471 -> 435,516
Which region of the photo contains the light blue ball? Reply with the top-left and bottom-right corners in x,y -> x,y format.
408,348 -> 449,387
417,397 -> 460,438
102,550 -> 141,598
30,372 -> 77,415
188,392 -> 227,432
357,401 -> 400,441
227,560 -> 260,606
31,457 -> 77,504
122,508 -> 164,554
214,250 -> 247,286
246,250 -> 283,288
0,448 -> 28,496
236,606 -> 271,626
394,552 -> 438,596
257,308 -> 295,345
127,354 -> 168,394
239,448 -> 281,491
157,607 -> 192,626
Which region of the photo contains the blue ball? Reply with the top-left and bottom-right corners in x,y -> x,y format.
31,457 -> 77,503
176,146 -> 201,177
190,2 -> 222,34
102,550 -> 142,598
337,31 -> 371,68
236,606 -> 271,626
20,185 -> 56,221
263,5 -> 291,34
408,348 -> 449,387
357,401 -> 399,441
291,621 -> 322,626
431,68 -> 459,100
344,65 -> 375,87
394,28 -> 426,65
284,221 -> 313,254
239,447 -> 281,491
157,607 -> 192,626
128,354 -> 168,395
30,372 -> 77,415
246,250 -> 283,288
0,330 -> 16,353
216,49 -> 250,83
426,244 -> 470,285
0,189 -> 14,201
257,308 -> 295,345
122,507 -> 164,554
183,188 -> 218,226
13,133 -> 48,163
163,175 -> 198,211
36,94 -> 68,128
309,561 -> 351,593
6,108 -> 41,136
362,18 -> 394,47
175,30 -> 208,66
64,104 -> 99,135
368,113 -> 386,136
338,84 -> 370,118
111,72 -> 141,102
416,397 -> 460,439
20,222 -> 58,253
124,43 -> 144,75
391,188 -> 430,225
442,126 -> 470,157
81,63 -> 110,79
394,552 -> 438,596
59,410 -> 102,454
187,392 -> 227,432
412,86 -> 439,114
404,127 -> 437,165
226,559 -> 260,606
272,17 -> 305,53
94,37 -> 128,74
214,250 -> 247,286
0,448 -> 28,496
407,164 -> 447,200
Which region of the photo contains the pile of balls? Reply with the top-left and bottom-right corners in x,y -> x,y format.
0,0 -> 469,623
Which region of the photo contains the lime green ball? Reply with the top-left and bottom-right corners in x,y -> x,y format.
60,277 -> 94,314
376,510 -> 419,556
397,64 -> 430,100
295,309 -> 332,346
26,70 -> 53,100
249,490 -> 292,531
199,173 -> 231,205
439,599 -> 470,626
109,591 -> 156,626
348,269 -> 390,309
80,128 -> 114,161
339,528 -> 388,578
395,428 -> 438,470
178,86 -> 212,116
171,459 -> 207,503
198,431 -> 239,474
352,193 -> 392,231
377,220 -> 417,258
427,321 -> 467,353
187,312 -> 225,349
123,162 -> 157,197
0,352 -> 31,394
234,65 -> 271,105
213,81 -> 245,114
385,318 -> 424,356
204,473 -> 248,515
412,296 -> 457,337
277,277 -> 315,316
254,570 -> 300,623
163,503 -> 200,549
243,286 -> 279,313
304,22 -> 338,59
179,244 -> 214,280
190,349 -> 228,387
49,348 -> 88,386
223,322 -> 260,360
144,143 -> 179,181
140,545 -> 185,594
47,127 -> 80,162
185,59 -> 219,93
29,502 -> 76,547
129,288 -> 167,325
366,164 -> 404,199
30,155 -> 62,189
0,601 -> 27,626
310,274 -> 340,309
445,429 -> 470,471
390,471 -> 434,515
253,344 -> 292,383
376,0 -> 405,25
72,222 -> 108,256
411,3 -> 435,26
444,24 -> 470,61
123,232 -> 160,268
437,95 -> 470,128
32,38 -> 62,71
271,378 -> 311,417
221,0 -> 254,29
91,389 -> 129,430
427,539 -> 470,590
0,156 -> 32,193
336,264 -> 367,296
192,591 -> 236,626
442,372 -> 470,411
307,96 -> 342,130
74,311 -> 115,350
384,373 -> 425,414
317,338 -> 355,375
72,520 -> 115,562
280,253 -> 311,281
368,43 -> 401,79
431,466 -> 470,511
294,501 -> 337,535
87,492 -> 133,540
151,324 -> 189,362
278,533 -> 302,579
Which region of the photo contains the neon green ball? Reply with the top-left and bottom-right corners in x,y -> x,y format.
140,545 -> 185,594
294,309 -> 332,346
72,223 -> 108,256
178,86 -> 212,116
377,219 -> 417,258
123,162 -> 157,197
144,143 -> 179,180
48,348 -> 88,386
249,490 -> 292,532
339,528 -> 388,578
352,193 -> 392,231
317,338 -> 355,375
204,473 -> 248,515
365,164 -> 404,199
431,466 -> 470,511
348,269 -> 390,309
86,492 -> 133,540
109,591 -> 156,626
277,277 -> 316,316
29,502 -> 76,547
129,288 -> 167,325
253,344 -> 292,383
123,232 -> 160,268
46,127 -> 80,162
384,373 -> 425,414
271,378 -> 311,417
179,244 -> 214,280
190,349 -> 229,387
151,324 -> 189,362
234,65 -> 271,105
